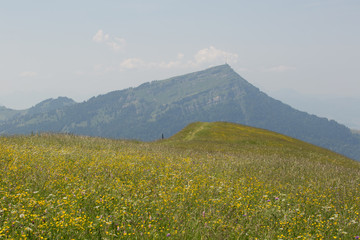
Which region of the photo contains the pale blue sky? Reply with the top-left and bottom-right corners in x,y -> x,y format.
1,0 -> 359,109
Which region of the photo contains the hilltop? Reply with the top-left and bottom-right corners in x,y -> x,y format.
0,64 -> 359,160
1,122 -> 359,239
165,122 -> 357,166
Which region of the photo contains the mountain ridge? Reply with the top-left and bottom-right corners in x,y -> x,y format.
0,64 -> 359,160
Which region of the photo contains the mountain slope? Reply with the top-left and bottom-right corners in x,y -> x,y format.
271,89 -> 360,129
0,64 -> 359,160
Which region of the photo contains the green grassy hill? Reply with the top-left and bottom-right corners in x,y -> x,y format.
166,122 -> 357,164
1,122 -> 359,239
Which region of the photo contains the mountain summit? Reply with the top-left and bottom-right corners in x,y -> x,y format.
1,64 -> 359,160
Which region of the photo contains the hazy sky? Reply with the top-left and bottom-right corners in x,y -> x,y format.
1,0 -> 359,109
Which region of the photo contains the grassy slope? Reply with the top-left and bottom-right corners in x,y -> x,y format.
1,122 -> 360,239
166,122 -> 358,166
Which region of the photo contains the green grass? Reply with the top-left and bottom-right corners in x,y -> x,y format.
1,122 -> 360,239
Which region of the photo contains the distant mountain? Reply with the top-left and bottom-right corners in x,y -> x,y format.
0,106 -> 23,121
26,97 -> 77,115
0,97 -> 76,122
0,65 -> 359,160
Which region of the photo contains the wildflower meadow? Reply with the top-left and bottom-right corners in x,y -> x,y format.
1,122 -> 360,239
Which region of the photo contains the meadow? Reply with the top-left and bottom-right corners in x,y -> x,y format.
0,122 -> 360,239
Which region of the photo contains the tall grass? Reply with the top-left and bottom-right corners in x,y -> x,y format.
0,123 -> 360,239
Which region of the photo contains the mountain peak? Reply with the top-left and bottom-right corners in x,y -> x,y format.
207,63 -> 231,69
1,66 -> 359,161
28,97 -> 77,114
196,63 -> 234,74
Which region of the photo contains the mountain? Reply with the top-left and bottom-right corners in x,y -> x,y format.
0,106 -> 23,121
26,97 -> 77,115
0,97 -> 76,123
0,64 -> 359,160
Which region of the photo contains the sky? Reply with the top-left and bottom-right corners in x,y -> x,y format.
0,0 -> 359,110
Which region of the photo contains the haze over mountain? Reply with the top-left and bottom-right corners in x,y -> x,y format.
270,89 -> 360,130
0,64 -> 359,160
